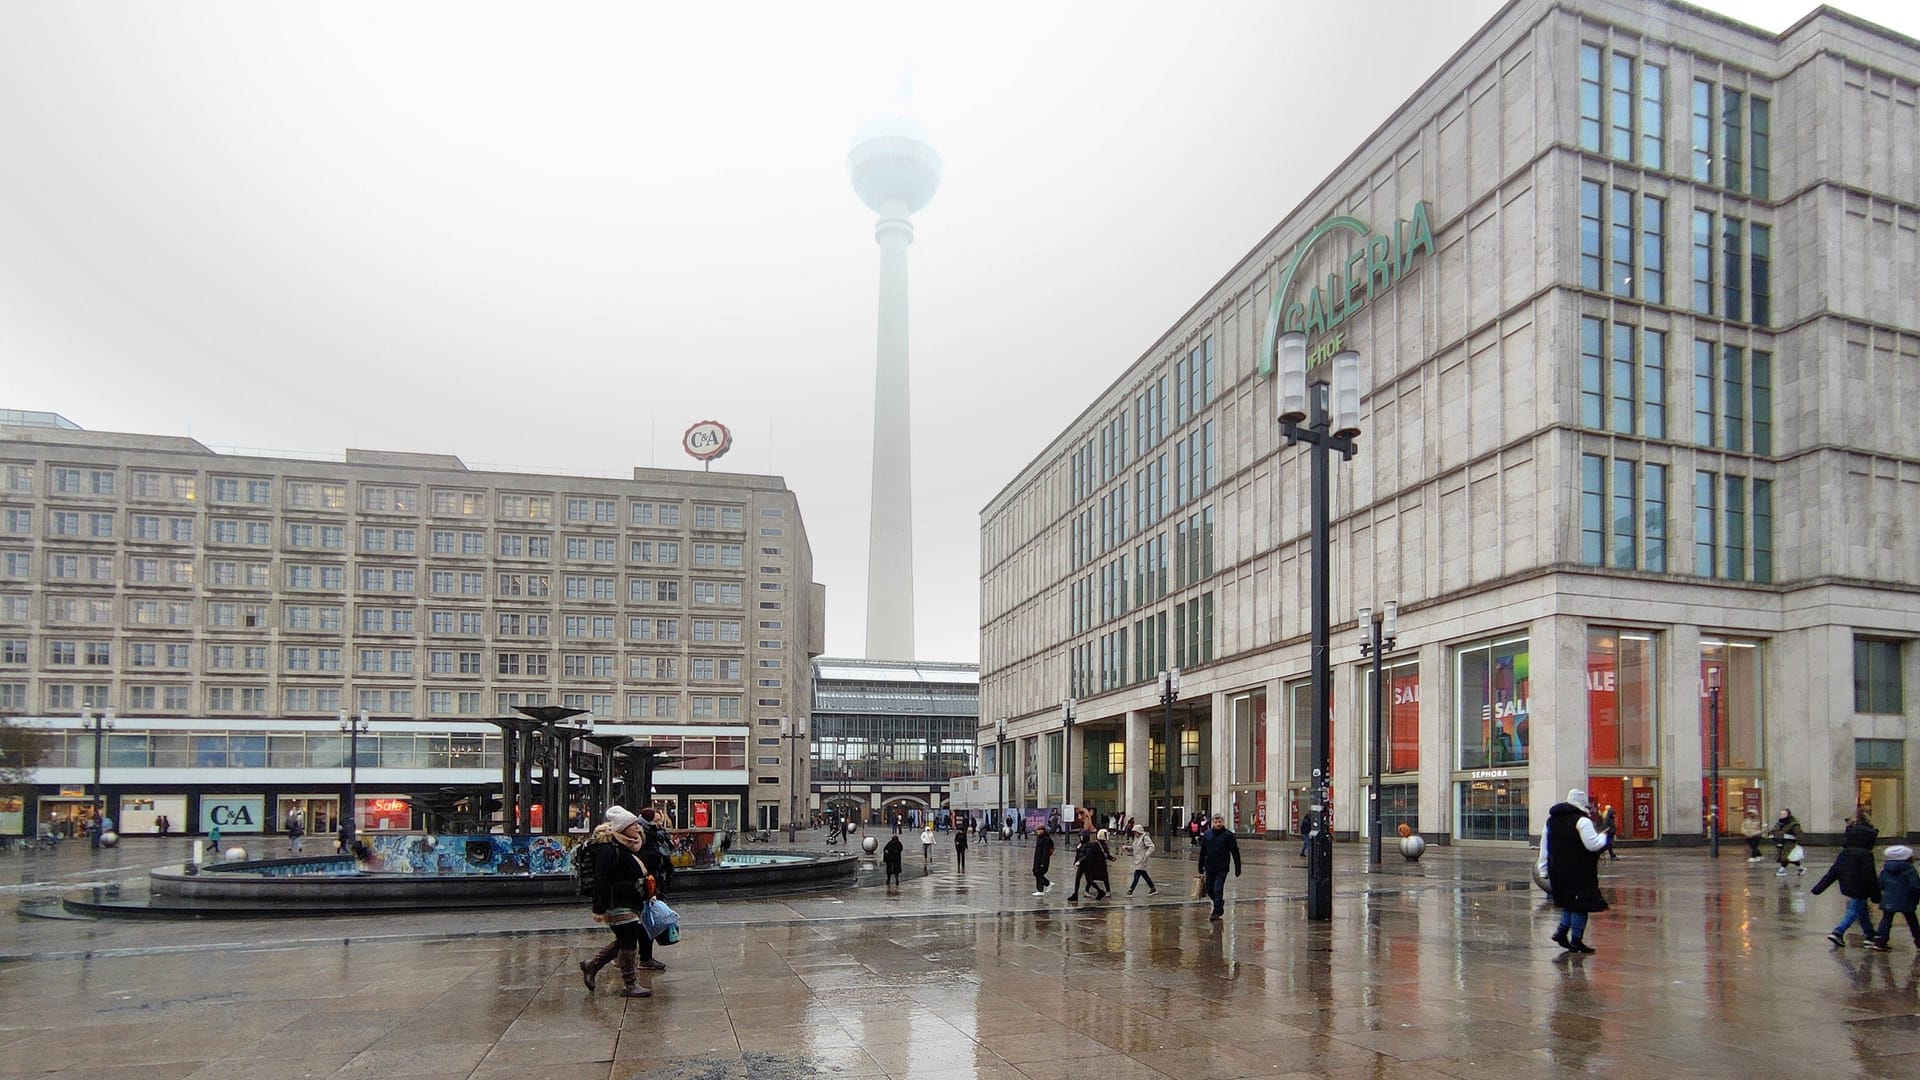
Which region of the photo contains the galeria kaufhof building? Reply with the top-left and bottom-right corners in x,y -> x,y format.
0,416 -> 825,839
979,0 -> 1920,847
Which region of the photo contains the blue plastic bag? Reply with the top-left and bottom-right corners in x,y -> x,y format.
641,897 -> 680,945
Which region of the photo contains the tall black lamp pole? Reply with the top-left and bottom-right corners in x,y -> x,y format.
995,718 -> 1008,837
1707,665 -> 1722,859
340,709 -> 370,844
1359,602 -> 1398,867
1159,668 -> 1180,856
1062,697 -> 1076,834
1275,331 -> 1362,923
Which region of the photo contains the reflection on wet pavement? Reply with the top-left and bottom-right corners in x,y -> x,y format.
3,836 -> 1920,1078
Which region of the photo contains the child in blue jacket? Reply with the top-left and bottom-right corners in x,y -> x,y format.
1869,844 -> 1919,952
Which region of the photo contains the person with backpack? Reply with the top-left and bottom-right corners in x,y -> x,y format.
578,805 -> 663,998
1812,820 -> 1881,947
1869,845 -> 1920,952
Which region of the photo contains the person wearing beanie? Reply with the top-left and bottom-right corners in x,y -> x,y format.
1870,845 -> 1920,951
1537,788 -> 1609,954
578,805 -> 664,998
1811,821 -> 1881,947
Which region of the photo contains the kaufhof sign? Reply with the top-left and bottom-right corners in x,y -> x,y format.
1259,201 -> 1435,375
199,796 -> 265,833
682,420 -> 732,463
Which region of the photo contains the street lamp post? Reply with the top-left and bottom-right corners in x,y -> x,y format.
1061,698 -> 1076,835
1359,602 -> 1399,867
1159,668 -> 1180,856
82,706 -> 114,844
339,709 -> 370,845
995,718 -> 1008,838
1275,331 -> 1362,922
1706,665 -> 1722,859
781,717 -> 808,842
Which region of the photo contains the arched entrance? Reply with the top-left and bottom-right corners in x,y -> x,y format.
825,796 -> 865,826
879,796 -> 929,829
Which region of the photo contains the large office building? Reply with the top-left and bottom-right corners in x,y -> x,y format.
979,0 -> 1920,846
809,656 -> 978,826
0,413 -> 824,838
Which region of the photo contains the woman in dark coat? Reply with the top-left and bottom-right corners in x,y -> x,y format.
1031,825 -> 1054,895
581,806 -> 663,998
953,824 -> 969,872
882,834 -> 904,886
1537,788 -> 1609,954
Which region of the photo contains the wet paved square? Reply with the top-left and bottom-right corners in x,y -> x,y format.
4,835 -> 1920,1077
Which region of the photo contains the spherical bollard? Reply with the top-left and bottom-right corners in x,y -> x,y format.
99,830 -> 119,848
861,835 -> 878,854
845,821 -> 857,835
224,846 -> 247,862
1398,834 -> 1426,861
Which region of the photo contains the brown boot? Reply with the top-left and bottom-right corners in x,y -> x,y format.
615,948 -> 652,998
579,939 -> 619,991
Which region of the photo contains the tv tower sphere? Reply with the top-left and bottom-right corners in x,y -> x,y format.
849,114 -> 940,662
848,115 -> 942,217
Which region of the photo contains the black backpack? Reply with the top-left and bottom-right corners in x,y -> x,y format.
573,840 -> 610,898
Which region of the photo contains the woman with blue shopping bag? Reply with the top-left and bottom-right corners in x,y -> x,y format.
578,806 -> 665,999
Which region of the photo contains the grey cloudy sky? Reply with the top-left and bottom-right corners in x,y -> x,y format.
4,1 -> 1914,664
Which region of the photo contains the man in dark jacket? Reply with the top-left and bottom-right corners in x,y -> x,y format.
1198,813 -> 1242,920
1538,788 -> 1609,954
1812,821 -> 1882,946
1031,825 -> 1054,896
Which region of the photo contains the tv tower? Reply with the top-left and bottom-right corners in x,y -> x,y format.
848,109 -> 941,661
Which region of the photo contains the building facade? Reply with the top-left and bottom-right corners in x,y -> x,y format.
810,656 -> 978,826
980,0 -> 1920,846
0,417 -> 824,838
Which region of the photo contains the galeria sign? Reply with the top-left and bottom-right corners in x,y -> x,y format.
1259,201 -> 1435,375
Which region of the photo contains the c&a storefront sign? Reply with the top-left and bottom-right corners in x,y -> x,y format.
1259,201 -> 1436,375
199,796 -> 265,833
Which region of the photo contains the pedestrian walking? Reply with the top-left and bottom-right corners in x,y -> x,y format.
208,822 -> 222,856
1812,820 -> 1881,947
579,806 -> 662,998
1772,808 -> 1805,876
335,817 -> 352,854
1031,825 -> 1054,895
954,824 -> 968,872
157,814 -> 170,837
1298,810 -> 1317,858
1069,829 -> 1111,901
1198,814 -> 1241,920
287,810 -> 305,854
1125,827 -> 1157,896
1741,810 -> 1765,861
1539,788 -> 1609,954
921,826 -> 934,865
1601,805 -> 1619,860
1869,845 -> 1920,951
883,834 -> 904,887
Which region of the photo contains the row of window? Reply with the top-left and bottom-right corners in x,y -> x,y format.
0,593 -> 785,631
4,466 -> 771,527
1577,457 -> 1772,581
36,729 -> 750,770
1577,182 -> 1771,328
1,678 -> 763,722
1578,44 -> 1771,198
1578,317 -> 1774,451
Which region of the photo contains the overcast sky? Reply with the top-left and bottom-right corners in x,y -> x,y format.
4,1 -> 1914,664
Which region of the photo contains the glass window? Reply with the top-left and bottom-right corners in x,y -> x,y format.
1692,209 -> 1713,315
1579,317 -> 1604,429
1457,778 -> 1531,841
1694,471 -> 1717,577
1691,79 -> 1713,182
1579,45 -> 1603,152
1701,639 -> 1764,771
1609,53 -> 1634,160
1854,639 -> 1904,714
1587,630 -> 1656,768
1579,181 -> 1603,290
1640,63 -> 1664,169
1456,636 -> 1530,769
1722,88 -> 1744,193
1610,187 -> 1634,298
1750,97 -> 1770,198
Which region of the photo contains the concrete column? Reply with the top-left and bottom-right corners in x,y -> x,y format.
864,209 -> 916,660
1530,613 -> 1592,836
1210,689 -> 1231,822
1124,709 -> 1151,823
1264,678 -> 1285,837
1066,719 -> 1087,812
1665,623 -> 1705,840
1418,639 -> 1448,841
